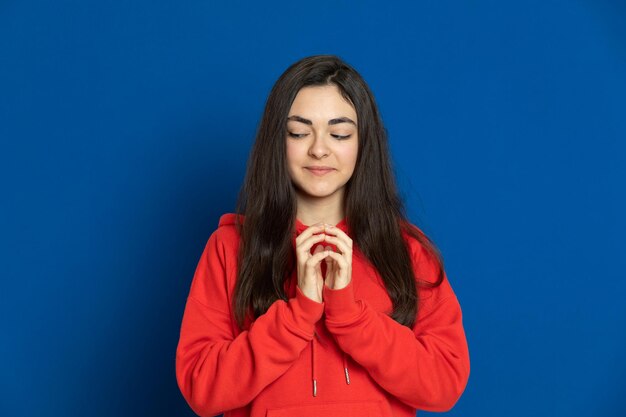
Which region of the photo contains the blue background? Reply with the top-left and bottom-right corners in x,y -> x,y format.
1,1 -> 625,416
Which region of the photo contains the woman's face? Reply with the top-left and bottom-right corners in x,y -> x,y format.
286,84 -> 359,206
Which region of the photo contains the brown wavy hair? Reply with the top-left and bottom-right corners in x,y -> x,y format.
233,54 -> 444,330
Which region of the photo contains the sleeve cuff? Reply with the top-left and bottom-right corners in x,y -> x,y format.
287,286 -> 324,332
323,280 -> 362,322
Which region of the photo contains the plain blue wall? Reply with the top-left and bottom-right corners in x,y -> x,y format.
1,1 -> 625,416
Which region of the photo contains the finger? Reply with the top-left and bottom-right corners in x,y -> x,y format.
296,233 -> 328,259
312,244 -> 324,270
323,250 -> 348,269
319,234 -> 352,257
322,225 -> 353,249
295,224 -> 326,246
304,248 -> 331,269
324,247 -> 335,286
318,245 -> 333,266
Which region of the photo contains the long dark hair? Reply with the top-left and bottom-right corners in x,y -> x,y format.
233,54 -> 444,330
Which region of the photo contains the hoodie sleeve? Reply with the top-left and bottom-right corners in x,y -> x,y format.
175,229 -> 324,417
322,239 -> 470,412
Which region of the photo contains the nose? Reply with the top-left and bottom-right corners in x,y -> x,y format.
308,133 -> 330,159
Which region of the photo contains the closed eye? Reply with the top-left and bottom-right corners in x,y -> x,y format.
288,132 -> 352,140
288,132 -> 309,139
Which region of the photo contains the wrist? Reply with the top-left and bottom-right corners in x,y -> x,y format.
323,280 -> 361,321
298,283 -> 322,303
287,286 -> 324,331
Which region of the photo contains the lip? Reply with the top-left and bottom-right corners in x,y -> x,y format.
305,166 -> 335,176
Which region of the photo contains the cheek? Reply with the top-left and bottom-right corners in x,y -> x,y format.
338,143 -> 359,170
285,142 -> 305,177
285,142 -> 298,165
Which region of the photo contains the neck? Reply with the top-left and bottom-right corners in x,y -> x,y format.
295,190 -> 345,226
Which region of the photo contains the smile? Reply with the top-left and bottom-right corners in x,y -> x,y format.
305,167 -> 335,176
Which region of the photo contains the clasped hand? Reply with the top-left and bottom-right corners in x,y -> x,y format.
295,223 -> 353,303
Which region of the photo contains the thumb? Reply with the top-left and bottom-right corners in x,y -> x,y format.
324,245 -> 334,280
312,244 -> 324,272
324,246 -> 333,265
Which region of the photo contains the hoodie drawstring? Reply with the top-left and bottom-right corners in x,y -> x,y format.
343,352 -> 351,385
311,333 -> 350,397
311,339 -> 317,397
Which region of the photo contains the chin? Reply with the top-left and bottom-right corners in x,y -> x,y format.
303,190 -> 336,198
297,185 -> 343,199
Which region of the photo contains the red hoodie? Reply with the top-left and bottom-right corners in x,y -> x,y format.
176,213 -> 470,417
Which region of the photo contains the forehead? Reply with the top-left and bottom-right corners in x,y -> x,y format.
288,85 -> 357,122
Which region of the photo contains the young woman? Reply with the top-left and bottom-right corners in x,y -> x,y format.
176,55 -> 470,417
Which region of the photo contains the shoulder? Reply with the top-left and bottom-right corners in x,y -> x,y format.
186,214 -> 243,319
206,213 -> 242,252
196,213 -> 242,278
214,212 -> 242,242
400,220 -> 457,309
399,221 -> 441,283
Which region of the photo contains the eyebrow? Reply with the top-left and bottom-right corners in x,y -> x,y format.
287,115 -> 356,126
